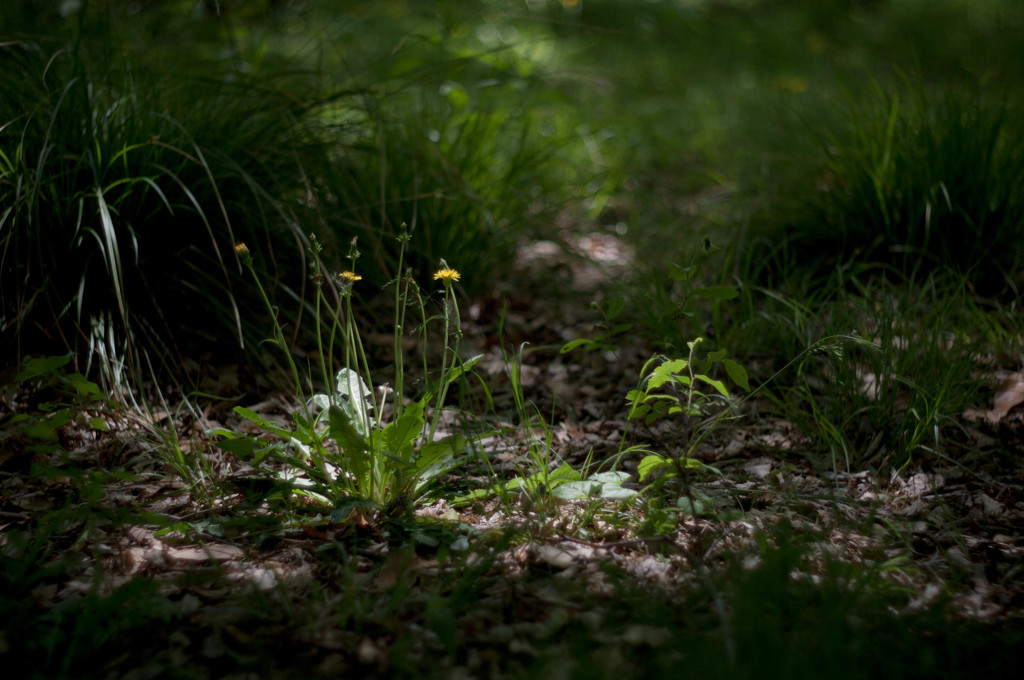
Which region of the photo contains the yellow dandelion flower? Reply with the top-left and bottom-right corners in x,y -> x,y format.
433,268 -> 461,283
337,271 -> 363,283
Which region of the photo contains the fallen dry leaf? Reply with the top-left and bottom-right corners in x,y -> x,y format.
165,543 -> 245,564
990,373 -> 1024,422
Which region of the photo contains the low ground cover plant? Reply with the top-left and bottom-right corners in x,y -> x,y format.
216,232 -> 481,514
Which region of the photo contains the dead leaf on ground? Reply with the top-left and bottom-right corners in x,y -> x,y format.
967,372 -> 1024,424
991,373 -> 1024,422
165,543 -> 245,564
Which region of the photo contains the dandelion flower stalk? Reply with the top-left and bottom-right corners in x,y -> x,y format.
392,224 -> 411,421
429,260 -> 463,440
236,242 -> 340,496
340,237 -> 378,436
235,242 -> 306,407
307,234 -> 336,413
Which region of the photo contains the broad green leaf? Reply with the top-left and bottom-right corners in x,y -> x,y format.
655,358 -> 689,374
676,496 -> 708,516
255,441 -> 301,466
154,521 -> 193,537
215,436 -> 262,457
589,471 -> 631,484
638,454 -> 672,482
552,467 -> 637,500
597,485 -> 638,500
233,406 -> 294,439
136,510 -> 179,527
23,409 -> 75,440
23,421 -> 58,441
335,368 -> 372,402
384,402 -> 425,461
410,434 -> 466,493
695,374 -> 729,397
647,360 -> 689,389
65,373 -> 102,398
723,359 -> 749,391
552,480 -> 638,501
416,435 -> 464,467
638,453 -> 721,481
335,368 -> 373,432
505,475 -> 528,491
15,354 -> 72,382
507,461 -> 580,495
310,394 -> 331,412
328,405 -> 370,457
561,338 -> 597,354
442,353 -> 484,385
719,509 -> 744,522
688,459 -> 724,476
450,487 -> 493,504
628,403 -> 651,420
548,461 -> 582,484
551,481 -> 601,499
639,394 -> 684,403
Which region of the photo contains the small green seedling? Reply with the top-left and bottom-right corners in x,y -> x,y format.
627,337 -> 747,487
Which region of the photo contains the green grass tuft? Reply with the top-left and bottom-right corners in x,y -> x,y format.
751,83 -> 1024,296
0,32 -> 314,381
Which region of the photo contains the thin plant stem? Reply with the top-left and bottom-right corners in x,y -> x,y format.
429,278 -> 461,441
244,260 -> 305,410
393,225 -> 410,421
415,284 -> 431,428
314,283 -> 332,404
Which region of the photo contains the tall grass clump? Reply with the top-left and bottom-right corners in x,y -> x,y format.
308,58 -> 572,294
0,30 -> 316,382
751,82 -> 1024,296
0,1 -> 582,389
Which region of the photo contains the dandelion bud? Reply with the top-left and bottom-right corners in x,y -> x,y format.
234,242 -> 253,267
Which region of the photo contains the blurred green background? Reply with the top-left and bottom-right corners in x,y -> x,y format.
3,0 -> 1022,389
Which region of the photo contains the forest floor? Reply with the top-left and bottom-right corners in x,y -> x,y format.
3,234 -> 1024,679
